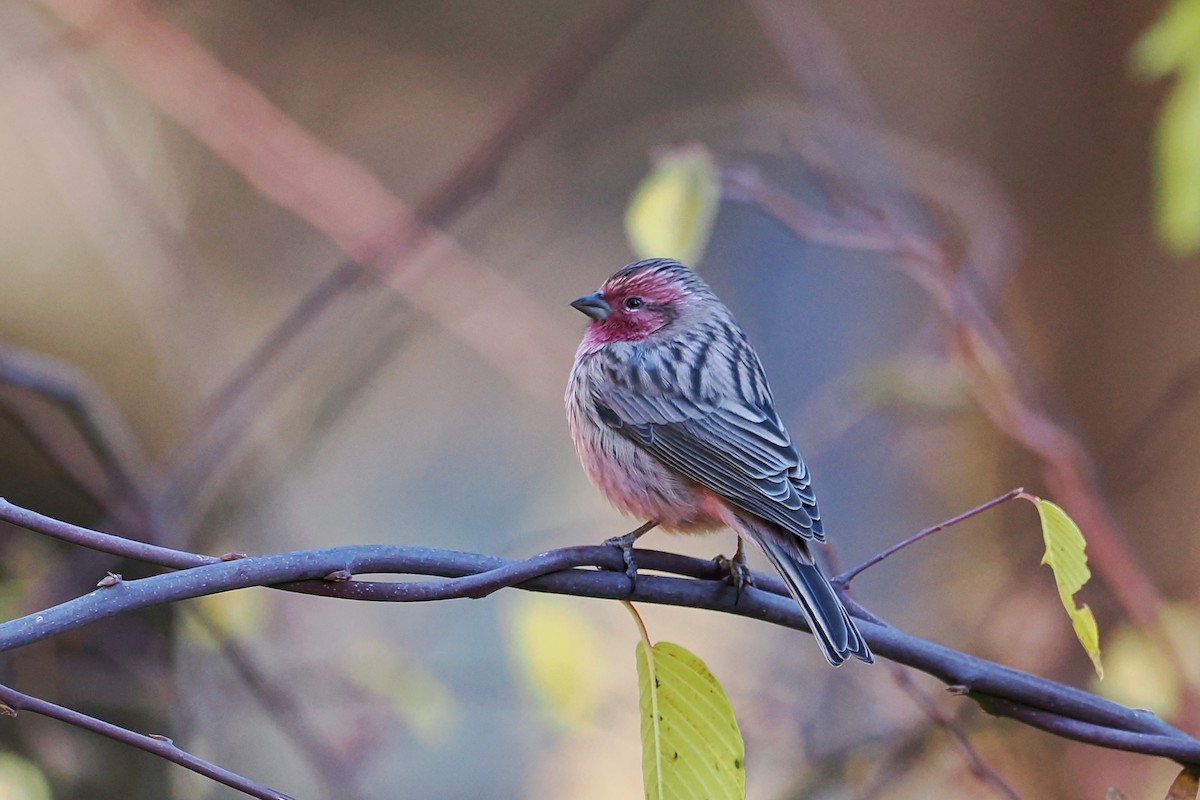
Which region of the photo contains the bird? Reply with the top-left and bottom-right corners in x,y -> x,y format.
565,257 -> 872,666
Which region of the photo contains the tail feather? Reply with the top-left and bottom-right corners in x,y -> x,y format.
756,533 -> 873,666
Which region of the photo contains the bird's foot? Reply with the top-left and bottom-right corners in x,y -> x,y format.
603,520 -> 658,589
714,539 -> 754,601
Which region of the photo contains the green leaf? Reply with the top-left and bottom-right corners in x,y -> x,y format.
1035,500 -> 1103,678
344,639 -> 459,742
636,640 -> 745,800
1154,70 -> 1200,254
625,145 -> 720,266
1133,0 -> 1200,254
1132,0 -> 1200,78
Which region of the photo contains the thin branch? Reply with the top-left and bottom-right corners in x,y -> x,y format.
0,495 -> 1188,750
834,488 -> 1023,586
0,682 -> 293,800
0,527 -> 1195,768
0,497 -> 214,569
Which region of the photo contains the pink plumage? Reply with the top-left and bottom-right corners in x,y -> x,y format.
566,258 -> 872,666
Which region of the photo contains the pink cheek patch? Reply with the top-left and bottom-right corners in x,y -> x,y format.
585,312 -> 663,346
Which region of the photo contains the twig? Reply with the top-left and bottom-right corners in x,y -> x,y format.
0,497 -> 214,569
834,488 -> 1023,586
11,492 -> 1189,784
0,682 -> 293,800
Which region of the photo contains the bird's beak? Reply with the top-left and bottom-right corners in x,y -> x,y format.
570,291 -> 611,321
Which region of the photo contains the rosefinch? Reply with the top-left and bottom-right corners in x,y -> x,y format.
566,258 -> 872,666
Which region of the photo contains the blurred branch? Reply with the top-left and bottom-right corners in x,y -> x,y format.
0,3 -> 226,396
737,0 -> 1200,742
185,609 -> 371,800
0,353 -> 368,795
1109,353 -> 1200,495
30,0 -> 651,521
0,345 -> 150,509
0,682 -> 293,800
0,344 -> 162,543
888,665 -> 1022,800
723,162 -> 1165,631
738,7 -> 1172,708
1,499 -> 1198,782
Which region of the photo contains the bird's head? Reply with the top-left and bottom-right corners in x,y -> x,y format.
571,258 -> 710,349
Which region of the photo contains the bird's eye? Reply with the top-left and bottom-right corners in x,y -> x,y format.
624,297 -> 644,310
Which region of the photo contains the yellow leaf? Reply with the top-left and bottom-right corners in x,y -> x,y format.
636,640 -> 745,800
1166,767 -> 1200,800
1095,601 -> 1200,717
856,356 -> 969,413
1034,499 -> 1103,678
508,597 -> 603,728
182,590 -> 268,649
344,639 -> 458,743
625,144 -> 720,266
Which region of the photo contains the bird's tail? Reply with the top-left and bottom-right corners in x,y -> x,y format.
753,529 -> 873,666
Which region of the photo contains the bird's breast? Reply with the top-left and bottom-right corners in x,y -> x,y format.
566,351 -> 722,532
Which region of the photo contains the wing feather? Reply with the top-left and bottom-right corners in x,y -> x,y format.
594,337 -> 824,541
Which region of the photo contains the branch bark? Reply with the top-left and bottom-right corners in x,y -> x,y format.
0,498 -> 1196,776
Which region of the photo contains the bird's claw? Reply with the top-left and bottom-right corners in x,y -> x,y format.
602,520 -> 657,592
714,540 -> 754,601
603,531 -> 641,586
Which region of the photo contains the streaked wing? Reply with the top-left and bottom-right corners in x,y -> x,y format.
593,339 -> 824,542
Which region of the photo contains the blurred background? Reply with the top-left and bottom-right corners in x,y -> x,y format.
0,0 -> 1198,797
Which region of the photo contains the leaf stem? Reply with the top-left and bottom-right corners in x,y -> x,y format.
623,600 -> 653,649
625,601 -> 663,799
